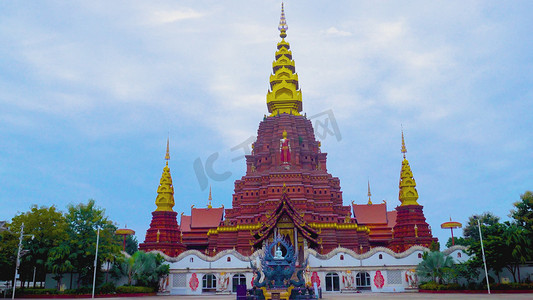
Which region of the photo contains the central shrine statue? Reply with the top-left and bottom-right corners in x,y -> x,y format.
280,130 -> 291,165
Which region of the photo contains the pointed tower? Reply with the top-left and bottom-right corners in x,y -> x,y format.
139,139 -> 186,256
389,131 -> 437,252
201,3 -> 371,256
266,2 -> 303,116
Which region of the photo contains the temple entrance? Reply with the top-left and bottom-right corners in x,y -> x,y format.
275,213 -> 306,265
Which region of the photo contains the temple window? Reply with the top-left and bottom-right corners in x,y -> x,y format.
298,188 -> 300,192
246,192 -> 248,196
277,189 -> 280,192
319,191 -> 322,194
314,191 -> 316,194
202,274 -> 217,292
379,254 -> 383,259
356,272 -> 371,288
190,258 -> 194,262
227,257 -> 231,262
457,252 -> 462,258
340,255 -> 344,260
325,273 -> 340,292
263,191 -> 266,194
418,253 -> 422,258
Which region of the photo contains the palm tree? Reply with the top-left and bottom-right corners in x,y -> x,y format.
416,251 -> 454,284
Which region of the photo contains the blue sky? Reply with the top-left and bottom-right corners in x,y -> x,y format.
1,1 -> 532,247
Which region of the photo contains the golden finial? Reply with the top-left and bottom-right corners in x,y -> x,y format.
367,179 -> 372,205
401,128 -> 407,159
208,186 -> 213,209
165,137 -> 170,162
278,2 -> 288,38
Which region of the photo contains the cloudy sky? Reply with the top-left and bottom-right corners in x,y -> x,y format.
1,0 -> 532,246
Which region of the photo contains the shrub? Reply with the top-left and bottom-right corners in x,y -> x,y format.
116,286 -> 155,293
18,288 -> 58,295
98,282 -> 116,294
419,281 -> 439,290
419,282 -> 462,291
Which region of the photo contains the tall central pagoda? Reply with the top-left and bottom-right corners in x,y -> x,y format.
204,4 -> 370,256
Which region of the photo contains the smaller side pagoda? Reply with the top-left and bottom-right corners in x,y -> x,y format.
139,139 -> 186,257
389,131 -> 438,252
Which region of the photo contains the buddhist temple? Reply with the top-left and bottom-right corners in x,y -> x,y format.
139,4 -> 459,296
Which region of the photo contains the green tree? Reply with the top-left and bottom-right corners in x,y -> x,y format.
445,237 -> 470,248
0,227 -> 17,282
416,251 -> 455,284
511,191 -> 533,231
463,212 -> 500,240
111,251 -> 169,288
125,235 -> 138,256
64,200 -> 122,286
10,205 -> 68,286
46,242 -> 74,290
501,222 -> 531,282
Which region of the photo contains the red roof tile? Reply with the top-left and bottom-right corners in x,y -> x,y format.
387,210 -> 397,228
352,203 -> 388,224
190,207 -> 224,228
180,215 -> 192,232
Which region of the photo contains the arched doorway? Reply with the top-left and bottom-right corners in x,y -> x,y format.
356,272 -> 371,290
202,274 -> 216,293
232,273 -> 247,292
325,272 -> 340,291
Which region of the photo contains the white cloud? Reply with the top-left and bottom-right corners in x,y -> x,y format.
323,26 -> 352,37
149,9 -> 205,24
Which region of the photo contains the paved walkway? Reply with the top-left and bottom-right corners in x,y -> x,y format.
18,292 -> 533,300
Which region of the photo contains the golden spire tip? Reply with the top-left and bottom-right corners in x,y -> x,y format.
401,128 -> 407,159
278,2 -> 288,38
367,179 -> 372,205
165,137 -> 170,161
208,186 -> 212,208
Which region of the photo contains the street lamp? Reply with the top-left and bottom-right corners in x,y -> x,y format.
12,222 -> 34,300
91,227 -> 100,299
473,216 -> 490,294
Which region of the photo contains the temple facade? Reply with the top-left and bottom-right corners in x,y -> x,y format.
140,4 -> 449,295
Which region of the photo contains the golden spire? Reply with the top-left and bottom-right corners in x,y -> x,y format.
278,2 -> 288,38
398,130 -> 419,206
155,140 -> 175,211
207,186 -> 213,209
165,137 -> 170,162
266,2 -> 302,116
401,129 -> 407,159
367,180 -> 372,205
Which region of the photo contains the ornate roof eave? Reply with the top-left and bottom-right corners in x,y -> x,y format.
251,193 -> 318,245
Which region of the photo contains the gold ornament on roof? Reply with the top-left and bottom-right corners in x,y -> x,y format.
266,2 -> 302,116
398,130 -> 420,206
155,139 -> 175,212
367,179 -> 372,205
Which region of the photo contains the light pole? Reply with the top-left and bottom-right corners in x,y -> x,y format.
475,217 -> 491,294
12,223 -> 34,300
91,227 -> 100,299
